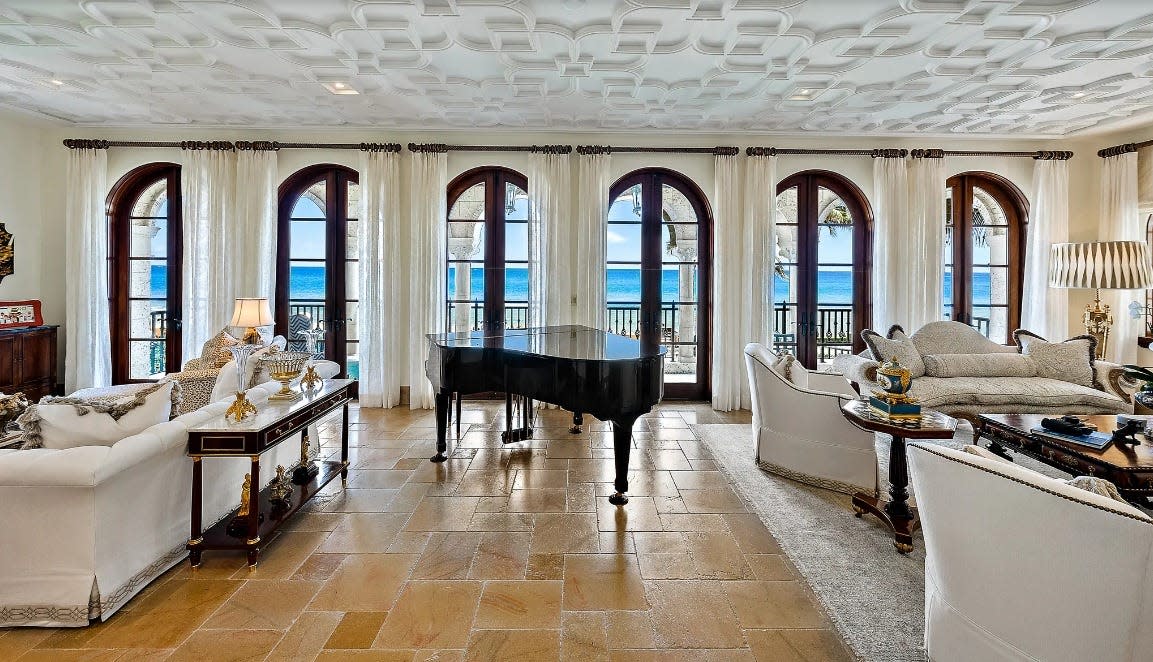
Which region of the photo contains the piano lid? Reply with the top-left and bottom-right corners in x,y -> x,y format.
426,324 -> 666,362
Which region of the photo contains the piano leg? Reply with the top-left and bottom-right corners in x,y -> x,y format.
431,390 -> 450,463
570,412 -> 584,434
608,415 -> 637,505
455,392 -> 463,437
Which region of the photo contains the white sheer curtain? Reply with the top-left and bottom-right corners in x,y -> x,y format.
1021,158 -> 1070,339
711,152 -> 746,411
359,148 -> 403,408
573,150 -> 611,329
64,147 -> 111,392
181,147 -> 236,362
528,150 -> 573,327
872,155 -> 910,331
1101,152 -> 1141,363
906,155 -> 946,330
744,153 -> 778,347
408,150 -> 448,409
232,149 -> 277,303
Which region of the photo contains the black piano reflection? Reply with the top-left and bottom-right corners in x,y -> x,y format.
425,325 -> 665,505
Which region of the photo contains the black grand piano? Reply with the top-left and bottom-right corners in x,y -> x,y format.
425,325 -> 665,505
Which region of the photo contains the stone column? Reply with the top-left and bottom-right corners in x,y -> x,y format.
675,241 -> 698,362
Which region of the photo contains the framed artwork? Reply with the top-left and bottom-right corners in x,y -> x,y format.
0,223 -> 12,284
0,300 -> 42,329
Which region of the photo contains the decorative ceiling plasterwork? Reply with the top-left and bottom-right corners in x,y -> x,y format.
0,0 -> 1152,135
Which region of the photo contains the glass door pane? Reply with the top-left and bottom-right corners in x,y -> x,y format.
661,184 -> 700,383
971,186 -> 1010,342
773,186 -> 801,358
814,186 -> 854,367
504,181 -> 529,330
607,185 -> 643,337
943,187 -> 954,321
447,182 -> 486,332
127,182 -> 170,380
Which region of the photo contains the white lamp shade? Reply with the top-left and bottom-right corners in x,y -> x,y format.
1049,241 -> 1153,290
229,297 -> 274,328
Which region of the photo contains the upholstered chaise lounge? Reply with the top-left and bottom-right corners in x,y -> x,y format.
834,321 -> 1135,427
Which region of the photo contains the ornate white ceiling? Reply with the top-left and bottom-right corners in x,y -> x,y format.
1,0 -> 1152,136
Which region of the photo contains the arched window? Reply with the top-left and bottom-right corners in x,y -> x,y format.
445,166 -> 530,333
107,162 -> 182,384
276,164 -> 359,376
608,168 -> 712,400
774,170 -> 872,369
943,172 -> 1027,343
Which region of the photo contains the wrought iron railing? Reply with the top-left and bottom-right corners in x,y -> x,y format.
772,304 -> 856,361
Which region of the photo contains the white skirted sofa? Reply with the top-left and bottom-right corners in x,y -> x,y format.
0,360 -> 340,627
744,343 -> 878,495
908,442 -> 1153,662
834,321 -> 1135,427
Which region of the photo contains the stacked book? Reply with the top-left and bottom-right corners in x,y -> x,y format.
1030,426 -> 1112,450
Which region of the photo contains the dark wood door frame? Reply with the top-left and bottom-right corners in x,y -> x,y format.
107,162 -> 183,384
276,164 -> 358,376
775,169 -> 873,369
446,166 -> 529,334
945,171 -> 1028,342
609,167 -> 712,400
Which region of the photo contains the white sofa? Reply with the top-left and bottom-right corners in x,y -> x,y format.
908,442 -> 1153,662
745,343 -> 878,495
835,321 -> 1135,427
0,360 -> 339,628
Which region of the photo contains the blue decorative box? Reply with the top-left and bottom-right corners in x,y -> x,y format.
868,394 -> 922,421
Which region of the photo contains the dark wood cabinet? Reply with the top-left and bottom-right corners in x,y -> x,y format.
0,325 -> 58,402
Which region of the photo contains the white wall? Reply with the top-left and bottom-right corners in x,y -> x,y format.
19,122 -> 1145,390
0,112 -> 47,304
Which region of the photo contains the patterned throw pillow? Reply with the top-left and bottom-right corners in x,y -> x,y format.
1064,476 -> 1129,504
17,381 -> 178,450
201,330 -> 240,368
1013,329 -> 1096,388
860,325 -> 926,378
922,353 -> 1038,378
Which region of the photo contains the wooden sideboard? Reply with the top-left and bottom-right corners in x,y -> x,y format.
0,325 -> 58,401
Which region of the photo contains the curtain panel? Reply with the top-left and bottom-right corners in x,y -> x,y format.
528,151 -> 574,327
711,153 -> 746,411
359,149 -> 403,408
407,151 -> 448,409
1100,152 -> 1142,364
872,155 -> 911,331
181,149 -> 236,362
64,148 -> 112,392
232,150 -> 277,304
736,152 -> 779,410
906,156 -> 946,331
573,153 -> 611,329
1021,159 -> 1070,340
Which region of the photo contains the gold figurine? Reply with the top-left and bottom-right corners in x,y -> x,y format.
292,430 -> 320,484
300,363 -> 323,391
226,391 -> 257,422
237,473 -> 252,517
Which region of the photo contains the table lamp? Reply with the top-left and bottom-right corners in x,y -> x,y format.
1049,240 -> 1153,357
229,297 -> 273,345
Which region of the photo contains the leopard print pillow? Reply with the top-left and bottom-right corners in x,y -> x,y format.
200,330 -> 240,368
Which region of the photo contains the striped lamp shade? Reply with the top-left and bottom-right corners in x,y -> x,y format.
1049,241 -> 1153,290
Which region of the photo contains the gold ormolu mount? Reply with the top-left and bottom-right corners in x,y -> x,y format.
225,390 -> 257,422
300,364 -> 323,390
226,472 -> 263,538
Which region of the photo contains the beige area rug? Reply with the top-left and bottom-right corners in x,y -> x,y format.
694,422 -> 1072,662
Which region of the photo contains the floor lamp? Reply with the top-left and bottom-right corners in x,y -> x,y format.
1049,240 -> 1153,358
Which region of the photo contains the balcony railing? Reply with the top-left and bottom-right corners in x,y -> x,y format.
772,304 -> 856,362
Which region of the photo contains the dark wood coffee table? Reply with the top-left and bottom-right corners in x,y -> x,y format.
840,399 -> 957,554
977,413 -> 1153,506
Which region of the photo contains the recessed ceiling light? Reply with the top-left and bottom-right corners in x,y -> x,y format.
323,82 -> 359,95
799,88 -> 810,94
1071,92 -> 1086,98
49,79 -> 64,86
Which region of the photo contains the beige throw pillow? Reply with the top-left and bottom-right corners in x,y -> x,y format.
1013,330 -> 1096,388
922,353 -> 1038,378
861,325 -> 925,378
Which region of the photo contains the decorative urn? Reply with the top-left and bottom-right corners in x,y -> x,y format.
869,358 -> 922,422
876,358 -> 912,396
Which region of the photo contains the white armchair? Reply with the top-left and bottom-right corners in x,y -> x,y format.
907,443 -> 1153,662
744,343 -> 878,495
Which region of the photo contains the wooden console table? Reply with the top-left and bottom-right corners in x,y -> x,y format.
840,399 -> 957,554
186,379 -> 357,567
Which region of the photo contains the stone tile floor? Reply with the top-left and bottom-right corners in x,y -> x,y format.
0,401 -> 853,661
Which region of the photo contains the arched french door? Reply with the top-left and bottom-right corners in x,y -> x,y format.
774,170 -> 873,369
107,162 -> 183,384
444,166 -> 530,334
608,168 -> 712,400
944,171 -> 1028,343
275,164 -> 359,375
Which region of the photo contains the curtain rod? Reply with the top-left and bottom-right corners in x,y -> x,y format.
746,146 -> 1073,159
62,139 -> 402,152
1098,139 -> 1153,158
407,143 -> 573,154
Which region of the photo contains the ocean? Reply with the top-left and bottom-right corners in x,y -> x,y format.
148,265 -> 993,308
